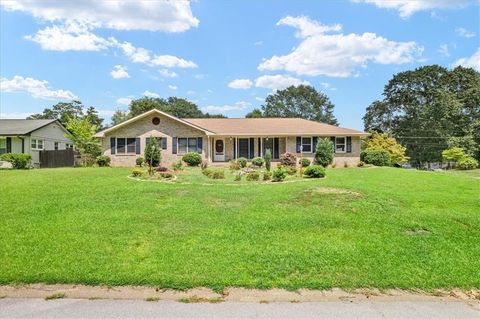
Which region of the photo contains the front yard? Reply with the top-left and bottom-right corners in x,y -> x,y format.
0,167 -> 478,291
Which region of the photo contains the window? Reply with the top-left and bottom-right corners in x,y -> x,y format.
54,142 -> 59,150
335,136 -> 346,153
31,139 -> 44,150
152,117 -> 160,125
117,138 -> 126,153
177,137 -> 198,154
116,138 -> 137,154
301,137 -> 312,153
127,138 -> 136,153
66,143 -> 73,149
0,138 -> 6,154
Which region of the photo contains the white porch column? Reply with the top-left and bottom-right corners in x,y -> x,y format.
260,137 -> 263,157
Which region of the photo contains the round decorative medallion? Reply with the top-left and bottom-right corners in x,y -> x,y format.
152,117 -> 160,125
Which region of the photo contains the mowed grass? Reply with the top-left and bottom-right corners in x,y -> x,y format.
0,167 -> 479,291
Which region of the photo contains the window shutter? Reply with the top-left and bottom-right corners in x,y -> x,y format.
313,137 -> 318,152
330,136 -> 336,153
161,137 -> 167,150
135,138 -> 141,154
249,138 -> 254,159
110,137 -> 116,155
346,136 -> 352,153
172,137 -> 177,154
6,137 -> 11,153
257,138 -> 261,157
296,137 -> 301,153
197,137 -> 203,153
274,138 -> 279,159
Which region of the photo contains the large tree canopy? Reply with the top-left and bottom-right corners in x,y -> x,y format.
28,100 -> 104,130
254,85 -> 338,125
363,65 -> 480,164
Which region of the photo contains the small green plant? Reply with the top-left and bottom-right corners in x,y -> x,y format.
132,168 -> 143,177
264,149 -> 272,171
171,160 -> 184,171
299,158 -> 311,167
252,157 -> 264,167
96,155 -> 111,167
237,157 -> 247,168
280,152 -> 297,166
145,297 -> 160,302
246,170 -> 260,181
263,170 -> 272,181
360,149 -> 391,166
234,171 -> 242,181
304,165 -> 326,178
272,168 -> 286,182
202,168 -> 225,179
229,160 -> 241,170
182,152 -> 202,166
178,296 -> 224,303
314,138 -> 334,167
136,157 -> 144,166
45,292 -> 65,300
0,153 -> 32,169
357,161 -> 365,167
457,156 -> 478,170
278,164 -> 297,175
159,171 -> 174,179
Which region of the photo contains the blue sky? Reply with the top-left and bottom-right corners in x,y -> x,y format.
0,0 -> 479,130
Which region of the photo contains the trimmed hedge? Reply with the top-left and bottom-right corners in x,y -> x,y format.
251,157 -> 264,167
96,155 -> 111,167
182,152 -> 202,166
0,153 -> 31,169
457,156 -> 478,170
360,149 -> 391,166
303,165 -> 326,178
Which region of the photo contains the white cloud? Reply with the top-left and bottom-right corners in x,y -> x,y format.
438,44 -> 450,57
24,21 -> 110,51
258,16 -> 422,77
453,48 -> 480,71
320,82 -> 337,91
96,109 -> 116,117
255,97 -> 264,102
254,40 -> 263,46
195,74 -> 208,80
1,0 -> 199,32
143,90 -> 160,98
0,76 -> 77,100
116,97 -> 132,105
207,89 -> 213,93
254,75 -> 310,90
168,85 -> 178,90
456,27 -> 476,38
158,69 -> 178,78
352,0 -> 469,18
202,101 -> 250,114
151,55 -> 197,68
116,41 -> 151,63
110,65 -> 130,79
228,79 -> 253,89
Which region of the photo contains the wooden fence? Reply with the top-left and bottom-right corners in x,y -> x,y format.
39,148 -> 75,168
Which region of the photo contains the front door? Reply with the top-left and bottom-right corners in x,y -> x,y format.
214,138 -> 225,161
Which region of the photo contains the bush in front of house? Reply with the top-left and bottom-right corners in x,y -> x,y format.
252,157 -> 264,167
237,157 -> 247,168
202,168 -> 225,179
182,152 -> 202,166
277,164 -> 297,175
136,157 -> 144,166
96,155 -> 111,167
299,158 -> 311,167
156,166 -> 168,172
314,138 -> 334,167
264,149 -> 272,171
229,160 -> 241,170
303,165 -> 326,178
132,168 -> 143,177
272,168 -> 286,182
234,171 -> 242,181
171,160 -> 184,171
159,171 -> 174,179
360,149 -> 391,166
457,156 -> 478,170
145,137 -> 161,168
0,153 -> 32,169
246,170 -> 260,181
280,152 -> 297,166
263,170 -> 272,181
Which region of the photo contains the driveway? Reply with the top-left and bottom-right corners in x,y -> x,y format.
1,298 -> 478,319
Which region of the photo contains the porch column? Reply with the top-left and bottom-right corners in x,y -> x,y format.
206,136 -> 210,161
260,137 -> 263,157
235,137 -> 238,159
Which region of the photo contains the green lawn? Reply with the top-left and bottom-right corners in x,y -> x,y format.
0,167 -> 479,291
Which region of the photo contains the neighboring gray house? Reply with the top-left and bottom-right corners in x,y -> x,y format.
0,119 -> 72,167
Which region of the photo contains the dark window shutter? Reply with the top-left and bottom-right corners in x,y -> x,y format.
274,138 -> 279,159
110,137 -> 116,155
233,138 -> 236,159
172,137 -> 177,154
6,137 -> 12,153
135,138 -> 141,154
313,137 -> 318,152
330,136 -> 336,153
258,138 -> 261,156
197,137 -> 203,153
346,136 -> 352,153
145,137 -> 150,149
249,138 -> 254,159
161,137 -> 167,150
296,137 -> 301,153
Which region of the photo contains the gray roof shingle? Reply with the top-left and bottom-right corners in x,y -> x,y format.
0,119 -> 57,135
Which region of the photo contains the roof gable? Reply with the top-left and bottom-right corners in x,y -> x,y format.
0,119 -> 59,135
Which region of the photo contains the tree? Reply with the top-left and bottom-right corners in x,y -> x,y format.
363,131 -> 409,165
363,65 -> 480,165
144,137 -> 161,175
64,117 -> 100,166
111,110 -> 130,126
314,138 -> 334,167
245,108 -> 263,118
261,85 -> 338,125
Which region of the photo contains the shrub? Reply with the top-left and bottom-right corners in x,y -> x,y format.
252,157 -> 264,167
280,152 -> 297,166
229,160 -> 241,170
363,131 -> 409,165
272,168 -> 286,182
171,160 -> 184,171
96,155 -> 111,167
144,137 -> 161,167
263,170 -> 272,181
136,157 -> 144,167
457,156 -> 478,170
304,165 -> 326,178
182,152 -> 202,166
442,147 -> 466,162
237,157 -> 247,168
314,138 -> 334,167
299,158 -> 311,167
0,153 -> 31,169
132,168 -> 143,177
159,171 -> 174,179
360,149 -> 391,166
201,160 -> 209,170
156,166 -> 168,172
264,149 -> 272,171
277,164 -> 297,175
357,161 -> 365,167
202,168 -> 225,179
246,170 -> 260,181
234,171 -> 242,181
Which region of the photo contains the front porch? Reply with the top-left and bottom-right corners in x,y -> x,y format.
207,136 -> 288,162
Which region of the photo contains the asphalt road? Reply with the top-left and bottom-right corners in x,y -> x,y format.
0,298 -> 479,319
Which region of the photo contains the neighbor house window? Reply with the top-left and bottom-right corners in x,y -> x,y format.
31,139 -> 44,150
0,138 -> 6,154
66,143 -> 73,149
54,142 -> 59,150
116,138 -> 137,154
126,138 -> 136,153
301,137 -> 312,153
335,136 -> 346,153
177,137 -> 198,154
